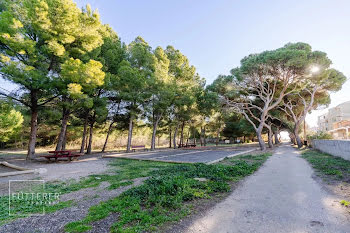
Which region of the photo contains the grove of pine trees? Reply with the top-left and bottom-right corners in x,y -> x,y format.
0,0 -> 346,157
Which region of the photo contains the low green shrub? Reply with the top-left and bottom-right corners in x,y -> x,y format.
340,200 -> 349,207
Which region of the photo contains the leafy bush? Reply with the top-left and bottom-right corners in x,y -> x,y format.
308,131 -> 333,140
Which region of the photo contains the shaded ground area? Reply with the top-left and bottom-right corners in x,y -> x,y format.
0,153 -> 112,195
0,166 -> 17,173
182,144 -> 350,233
0,144 -> 257,195
104,145 -> 258,164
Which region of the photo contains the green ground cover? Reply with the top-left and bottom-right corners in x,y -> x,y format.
65,153 -> 271,232
301,150 -> 350,180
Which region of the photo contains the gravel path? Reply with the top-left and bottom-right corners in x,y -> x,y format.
0,177 -> 147,233
184,144 -> 350,233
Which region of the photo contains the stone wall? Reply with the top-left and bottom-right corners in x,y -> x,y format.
312,140 -> 350,161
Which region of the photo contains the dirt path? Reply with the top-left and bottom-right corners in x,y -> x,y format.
184,144 -> 350,233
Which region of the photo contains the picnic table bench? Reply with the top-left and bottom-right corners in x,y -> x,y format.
40,150 -> 82,162
131,145 -> 148,152
178,143 -> 196,148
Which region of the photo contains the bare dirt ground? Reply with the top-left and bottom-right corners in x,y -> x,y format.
0,153 -> 112,195
0,144 -> 259,195
311,167 -> 350,214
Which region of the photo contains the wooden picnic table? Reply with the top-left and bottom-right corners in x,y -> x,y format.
131,145 -> 147,152
178,143 -> 196,148
40,150 -> 82,162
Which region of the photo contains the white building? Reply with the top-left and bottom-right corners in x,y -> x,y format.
317,101 -> 350,139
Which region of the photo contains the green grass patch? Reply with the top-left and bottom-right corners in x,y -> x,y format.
0,159 -> 174,225
65,153 -> 272,233
340,200 -> 349,207
0,195 -> 73,225
0,179 -> 73,225
301,150 -> 350,180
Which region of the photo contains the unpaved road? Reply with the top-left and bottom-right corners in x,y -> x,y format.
184,144 -> 350,233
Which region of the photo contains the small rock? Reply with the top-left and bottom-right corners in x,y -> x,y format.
310,221 -> 324,227
34,168 -> 47,174
194,177 -> 208,182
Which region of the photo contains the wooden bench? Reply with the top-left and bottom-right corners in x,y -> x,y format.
40,150 -> 82,162
131,145 -> 147,152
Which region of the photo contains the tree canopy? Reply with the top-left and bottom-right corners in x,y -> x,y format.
0,99 -> 23,142
0,1 -> 347,155
212,42 -> 346,150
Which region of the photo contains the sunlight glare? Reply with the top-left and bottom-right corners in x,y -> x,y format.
310,66 -> 320,73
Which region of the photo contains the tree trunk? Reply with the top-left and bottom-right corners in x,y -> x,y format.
216,129 -> 220,146
87,120 -> 95,154
56,108 -> 70,151
102,121 -> 115,153
294,126 -> 303,148
151,116 -> 161,150
274,129 -> 280,144
80,115 -> 89,153
26,107 -> 38,160
62,126 -> 68,150
169,128 -> 172,148
203,126 -> 207,146
290,132 -> 296,145
256,127 -> 266,151
85,134 -> 89,150
173,124 -> 179,149
180,121 -> 185,145
193,127 -> 196,145
200,127 -> 204,146
126,116 -> 133,152
267,128 -> 273,148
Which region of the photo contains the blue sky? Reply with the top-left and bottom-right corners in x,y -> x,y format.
74,0 -> 350,127
2,0 -> 350,127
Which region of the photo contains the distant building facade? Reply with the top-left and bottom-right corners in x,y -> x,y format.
317,101 -> 350,139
